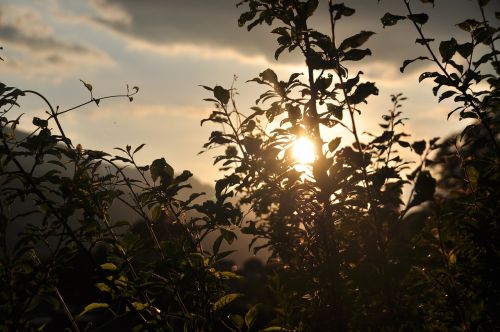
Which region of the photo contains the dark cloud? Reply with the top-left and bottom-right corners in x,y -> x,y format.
0,25 -> 95,55
93,0 -> 499,70
91,0 -> 280,60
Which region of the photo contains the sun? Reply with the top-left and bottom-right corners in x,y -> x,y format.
292,136 -> 316,165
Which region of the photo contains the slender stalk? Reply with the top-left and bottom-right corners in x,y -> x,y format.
328,1 -> 384,250
54,288 -> 81,332
23,90 -> 71,148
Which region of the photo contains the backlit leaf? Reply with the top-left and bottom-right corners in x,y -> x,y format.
212,293 -> 243,312
78,303 -> 109,317
100,263 -> 117,271
328,137 -> 342,152
245,304 -> 262,329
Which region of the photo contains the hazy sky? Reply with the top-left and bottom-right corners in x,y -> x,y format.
1,0 -> 498,185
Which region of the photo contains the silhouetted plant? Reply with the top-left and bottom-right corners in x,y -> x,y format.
199,0 -> 499,330
0,79 -> 242,331
1,0 -> 498,331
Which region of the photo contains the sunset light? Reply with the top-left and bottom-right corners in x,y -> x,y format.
1,0 -> 497,330
292,136 -> 316,165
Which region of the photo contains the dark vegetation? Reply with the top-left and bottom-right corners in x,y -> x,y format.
1,0 -> 499,331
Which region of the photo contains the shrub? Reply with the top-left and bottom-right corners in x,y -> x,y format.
1,0 -> 498,330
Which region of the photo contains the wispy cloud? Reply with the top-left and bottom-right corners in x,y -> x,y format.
0,4 -> 115,81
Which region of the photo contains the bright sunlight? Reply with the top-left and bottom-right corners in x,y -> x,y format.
292,136 -> 316,165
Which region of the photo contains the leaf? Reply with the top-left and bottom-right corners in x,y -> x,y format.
78,303 -> 109,317
214,86 -> 230,104
260,68 -> 279,84
400,56 -> 431,73
398,140 -> 411,148
448,59 -> 463,73
199,85 -> 214,91
132,302 -> 149,311
412,140 -> 426,155
95,283 -> 111,293
238,9 -> 257,28
465,165 -> 479,191
245,304 -> 262,329
221,228 -> 237,244
32,117 -> 48,128
381,13 -> 406,28
415,38 -> 434,45
473,50 -> 500,68
327,103 -> 343,120
339,31 -> 375,51
456,42 -> 473,59
448,252 -> 457,265
328,137 -> 342,152
472,26 -> 496,44
419,71 -> 439,82
348,82 -> 378,104
80,79 -> 93,92
306,0 -> 319,17
410,171 -> 436,207
372,131 -> 393,144
133,143 -> 146,154
212,234 -> 224,255
331,3 -> 355,20
229,315 -> 244,329
439,38 -> 457,62
407,13 -> 429,25
151,205 -> 162,222
150,158 -> 174,185
212,293 -> 243,312
260,328 -> 284,332
100,263 -> 117,271
342,48 -> 372,61
456,19 -> 480,32
275,45 -> 288,60
439,90 -> 456,102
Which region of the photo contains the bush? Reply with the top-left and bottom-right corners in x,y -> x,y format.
1,0 -> 498,331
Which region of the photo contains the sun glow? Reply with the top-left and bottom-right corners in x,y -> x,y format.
292,137 -> 316,165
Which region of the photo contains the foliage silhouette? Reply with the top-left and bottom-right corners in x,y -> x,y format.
1,0 -> 499,331
199,0 -> 499,330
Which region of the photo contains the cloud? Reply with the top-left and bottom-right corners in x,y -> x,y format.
83,0 -> 491,69
75,0 -> 294,63
0,4 -> 115,81
88,0 -> 132,25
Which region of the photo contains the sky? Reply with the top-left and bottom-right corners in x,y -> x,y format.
1,0 -> 499,186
